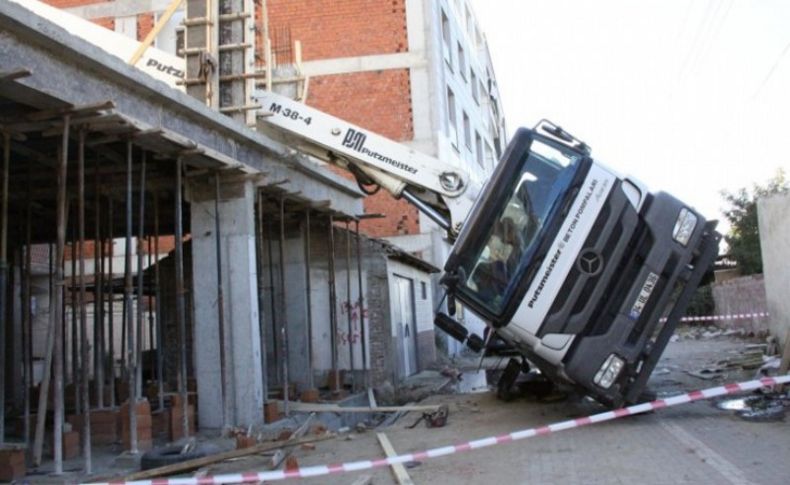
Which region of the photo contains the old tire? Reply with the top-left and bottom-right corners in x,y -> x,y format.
140,445 -> 211,470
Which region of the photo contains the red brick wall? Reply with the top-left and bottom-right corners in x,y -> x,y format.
91,16 -> 114,30
267,0 -> 408,61
307,69 -> 418,238
137,12 -> 155,41
268,1 -> 416,238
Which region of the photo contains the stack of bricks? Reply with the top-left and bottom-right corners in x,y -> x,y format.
45,426 -> 80,460
119,399 -> 152,451
169,394 -> 196,441
0,447 -> 25,481
67,408 -> 119,445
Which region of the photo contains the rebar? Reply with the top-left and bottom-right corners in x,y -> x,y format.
78,129 -> 92,473
214,173 -> 228,428
174,155 -> 189,437
123,140 -> 138,453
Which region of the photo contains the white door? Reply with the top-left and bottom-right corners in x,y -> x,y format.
394,276 -> 418,377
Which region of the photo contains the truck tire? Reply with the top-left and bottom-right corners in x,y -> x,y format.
140,444 -> 214,470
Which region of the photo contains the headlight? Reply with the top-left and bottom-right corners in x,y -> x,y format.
672,208 -> 697,246
594,354 -> 625,389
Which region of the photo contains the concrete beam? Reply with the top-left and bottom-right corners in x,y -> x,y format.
65,0 -> 180,19
302,52 -> 427,78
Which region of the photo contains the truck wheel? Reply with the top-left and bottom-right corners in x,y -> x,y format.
140,444 -> 218,470
496,358 -> 522,401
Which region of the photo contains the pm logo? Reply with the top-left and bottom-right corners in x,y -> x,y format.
342,128 -> 367,151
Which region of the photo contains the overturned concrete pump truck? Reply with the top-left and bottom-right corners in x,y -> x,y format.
258,92 -> 721,408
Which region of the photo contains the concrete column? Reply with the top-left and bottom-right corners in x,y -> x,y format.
189,177 -> 263,428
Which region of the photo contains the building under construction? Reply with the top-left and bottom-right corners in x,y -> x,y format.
0,0 -> 496,477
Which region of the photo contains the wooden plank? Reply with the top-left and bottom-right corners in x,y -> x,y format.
376,433 -> 414,485
286,402 -> 438,414
129,0 -> 185,66
120,433 -> 334,481
368,388 -> 378,409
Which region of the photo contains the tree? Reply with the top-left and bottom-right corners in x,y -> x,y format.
720,169 -> 788,275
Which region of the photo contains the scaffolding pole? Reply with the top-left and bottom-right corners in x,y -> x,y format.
154,192 -> 164,412
174,155 -> 189,438
344,220 -> 354,391
78,129 -> 93,473
94,153 -> 105,410
328,215 -> 339,394
278,196 -> 288,415
22,165 -> 32,449
135,152 -> 147,401
107,195 -> 116,408
0,133 -> 8,445
255,194 -> 268,402
123,140 -> 138,453
355,220 -> 368,388
303,209 -> 313,390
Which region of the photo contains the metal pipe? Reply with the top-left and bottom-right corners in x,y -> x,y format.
77,129 -> 92,473
123,140 -> 138,453
146,236 -> 154,400
401,189 -> 451,232
278,196 -> 288,415
22,165 -> 32,448
107,195 -> 116,408
344,220 -> 354,391
71,206 -> 80,415
255,193 -> 268,403
328,215 -> 339,393
95,153 -> 104,409
154,192 -> 164,412
33,115 -> 70,469
174,155 -> 189,437
214,173 -> 227,428
0,133 -> 8,444
303,209 -> 313,389
135,152 -> 146,400
265,217 -> 278,384
355,220 -> 368,388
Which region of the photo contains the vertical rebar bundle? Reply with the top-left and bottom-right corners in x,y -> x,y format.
174,155 -> 189,438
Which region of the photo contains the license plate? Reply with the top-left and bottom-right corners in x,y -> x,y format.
629,272 -> 659,320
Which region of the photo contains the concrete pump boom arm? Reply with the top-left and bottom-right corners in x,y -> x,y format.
256,91 -> 479,236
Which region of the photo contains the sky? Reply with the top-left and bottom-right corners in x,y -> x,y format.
471,0 -> 790,230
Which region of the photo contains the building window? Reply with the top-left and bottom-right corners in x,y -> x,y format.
421,281 -> 427,300
485,142 -> 495,169
475,131 -> 483,167
441,10 -> 452,70
471,70 -> 479,104
447,87 -> 458,149
457,42 -> 466,81
463,111 -> 471,150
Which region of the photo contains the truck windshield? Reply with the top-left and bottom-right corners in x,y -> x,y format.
460,139 -> 581,315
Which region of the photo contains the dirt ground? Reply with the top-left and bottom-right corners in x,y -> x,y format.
185,335 -> 788,485
24,334 -> 790,484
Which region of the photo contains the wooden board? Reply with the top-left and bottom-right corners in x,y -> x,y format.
286,402 -> 438,414
376,432 -> 414,485
120,434 -> 334,481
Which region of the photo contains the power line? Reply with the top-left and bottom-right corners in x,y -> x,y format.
752,37 -> 790,99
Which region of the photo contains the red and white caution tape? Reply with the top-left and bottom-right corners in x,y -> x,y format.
90,375 -> 790,485
678,312 -> 769,323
